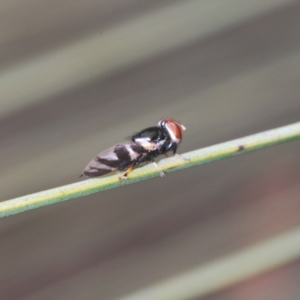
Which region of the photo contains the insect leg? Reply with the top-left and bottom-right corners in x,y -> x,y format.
169,143 -> 189,162
152,161 -> 165,177
118,153 -> 146,180
164,143 -> 189,162
175,153 -> 189,162
119,164 -> 135,180
145,151 -> 165,177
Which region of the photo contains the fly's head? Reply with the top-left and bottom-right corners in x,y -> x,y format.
156,118 -> 186,155
157,118 -> 186,144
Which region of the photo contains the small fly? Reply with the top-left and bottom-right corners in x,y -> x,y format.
80,118 -> 187,180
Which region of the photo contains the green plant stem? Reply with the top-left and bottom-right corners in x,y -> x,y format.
116,225 -> 300,300
1,121 -> 300,217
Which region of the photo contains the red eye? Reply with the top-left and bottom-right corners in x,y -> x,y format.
166,121 -> 182,140
158,118 -> 186,142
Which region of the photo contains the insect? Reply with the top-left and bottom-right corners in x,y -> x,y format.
80,118 -> 187,180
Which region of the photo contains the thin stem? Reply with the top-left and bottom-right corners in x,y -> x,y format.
1,121 -> 300,217
116,225 -> 300,300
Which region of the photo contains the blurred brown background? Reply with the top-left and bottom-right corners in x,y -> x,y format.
1,1 -> 300,299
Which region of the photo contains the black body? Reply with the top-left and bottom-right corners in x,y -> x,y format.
132,125 -> 179,160
81,119 -> 185,179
